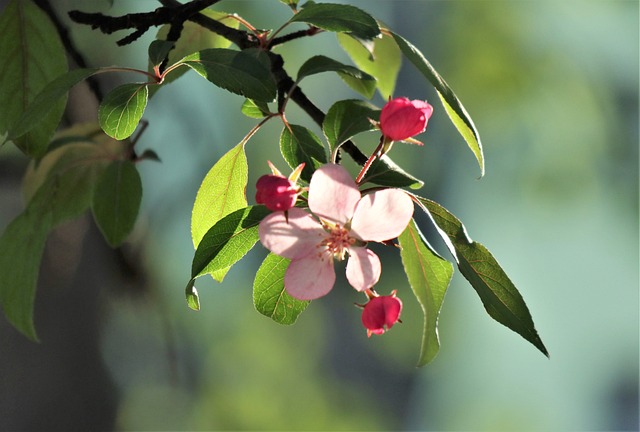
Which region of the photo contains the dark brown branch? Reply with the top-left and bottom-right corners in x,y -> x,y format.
270,27 -> 321,48
70,0 -> 368,165
68,0 -> 233,46
268,52 -> 368,165
158,0 -> 257,49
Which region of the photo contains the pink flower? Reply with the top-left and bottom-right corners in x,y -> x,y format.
379,97 -> 433,141
258,164 -> 414,300
256,175 -> 299,211
361,290 -> 403,337
255,162 -> 304,211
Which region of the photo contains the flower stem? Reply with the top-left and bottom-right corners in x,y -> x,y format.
355,136 -> 384,184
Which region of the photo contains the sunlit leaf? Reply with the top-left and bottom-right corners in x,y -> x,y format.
191,206 -> 270,280
289,2 -> 380,40
185,279 -> 200,311
392,32 -> 484,176
253,253 -> 309,325
180,48 -> 276,102
399,219 -> 453,366
0,0 -> 68,157
98,83 -> 149,140
191,142 -> 248,250
92,160 -> 142,247
337,32 -> 401,100
415,196 -> 549,357
280,124 -> 327,182
241,99 -> 271,119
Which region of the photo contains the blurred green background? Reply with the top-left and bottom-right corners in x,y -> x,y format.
0,0 -> 638,430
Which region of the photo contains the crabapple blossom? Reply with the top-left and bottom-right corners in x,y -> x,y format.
258,164 -> 414,300
255,175 -> 298,211
380,97 -> 433,142
255,162 -> 304,211
361,290 -> 403,337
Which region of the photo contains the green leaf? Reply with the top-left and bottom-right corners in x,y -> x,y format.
8,68 -> 100,142
0,141 -> 112,340
361,155 -> 423,189
289,2 -> 380,40
253,253 -> 309,325
22,124 -> 128,202
138,148 -> 162,162
398,219 -> 453,367
416,196 -> 549,357
191,206 -> 270,280
241,99 -> 271,118
322,99 -> 379,160
92,160 -> 143,247
337,32 -> 401,100
279,124 -> 327,182
0,210 -> 51,340
26,143 -> 111,223
185,279 -> 200,311
0,0 -> 68,157
296,55 -> 376,98
391,32 -> 484,176
191,142 -> 248,249
153,10 -> 239,92
98,83 -> 149,140
148,39 -> 175,67
180,48 -> 276,102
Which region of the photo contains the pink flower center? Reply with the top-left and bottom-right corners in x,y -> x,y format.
318,223 -> 355,261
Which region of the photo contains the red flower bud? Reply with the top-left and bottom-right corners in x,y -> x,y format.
379,97 -> 433,141
256,175 -> 300,211
361,291 -> 402,337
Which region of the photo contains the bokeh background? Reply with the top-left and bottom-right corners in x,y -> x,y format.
0,0 -> 638,430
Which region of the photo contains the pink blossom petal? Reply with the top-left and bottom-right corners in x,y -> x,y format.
285,253 -> 336,300
308,164 -> 360,224
350,189 -> 414,242
345,247 -> 381,291
259,208 -> 325,259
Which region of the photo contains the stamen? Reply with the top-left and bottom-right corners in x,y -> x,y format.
317,223 -> 355,261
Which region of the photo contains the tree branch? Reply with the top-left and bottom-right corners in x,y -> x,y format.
68,0 -> 367,165
268,52 -> 368,165
67,0 -> 240,46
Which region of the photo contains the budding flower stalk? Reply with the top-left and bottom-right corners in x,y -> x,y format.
379,97 -> 433,142
356,97 -> 433,184
361,290 -> 403,337
255,162 -> 304,212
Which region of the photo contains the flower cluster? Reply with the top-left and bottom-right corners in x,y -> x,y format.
257,163 -> 413,335
256,96 -> 433,336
